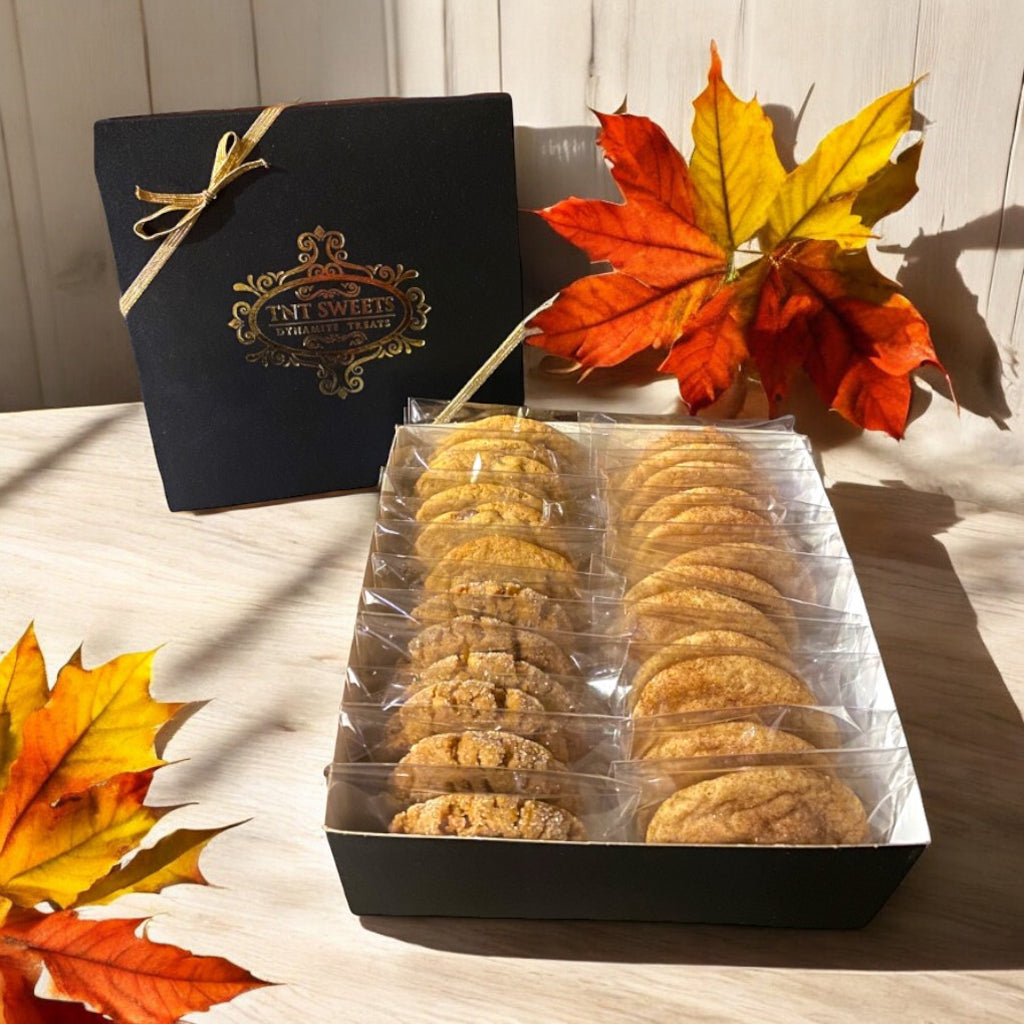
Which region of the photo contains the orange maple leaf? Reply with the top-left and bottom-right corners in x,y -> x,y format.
0,625 -> 269,1022
1,910 -> 266,1024
528,43 -> 949,438
531,110 -> 727,364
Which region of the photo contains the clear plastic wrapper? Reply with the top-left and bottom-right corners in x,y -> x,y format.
611,498 -> 837,534
325,761 -> 639,842
617,592 -> 867,652
621,643 -> 887,716
342,663 -> 610,712
349,611 -> 629,698
328,401 -> 922,864
389,422 -> 589,471
379,465 -> 603,507
616,547 -> 853,608
614,748 -> 917,845
624,706 -> 905,760
598,489 -> 834,528
375,489 -> 606,528
608,522 -> 848,572
600,546 -> 853,608
338,704 -> 623,773
358,585 -> 621,636
599,444 -> 817,487
605,459 -> 807,496
580,410 -> 798,432
366,551 -> 624,603
595,430 -> 810,457
406,397 -> 582,426
604,469 -> 832,518
371,519 -> 604,564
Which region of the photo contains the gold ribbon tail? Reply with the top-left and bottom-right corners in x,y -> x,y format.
434,295 -> 558,424
119,103 -> 290,317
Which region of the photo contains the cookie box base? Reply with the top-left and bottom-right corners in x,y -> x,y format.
325,833 -> 926,928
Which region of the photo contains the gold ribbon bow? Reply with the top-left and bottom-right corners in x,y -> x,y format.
119,103 -> 290,317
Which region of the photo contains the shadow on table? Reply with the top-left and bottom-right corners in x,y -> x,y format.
0,404 -> 135,506
362,482 -> 1024,971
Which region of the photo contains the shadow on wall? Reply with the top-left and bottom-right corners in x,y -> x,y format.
880,207 -> 1022,430
514,120 -> 1017,432
514,125 -> 615,311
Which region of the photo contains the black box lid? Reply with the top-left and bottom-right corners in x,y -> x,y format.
95,95 -> 524,510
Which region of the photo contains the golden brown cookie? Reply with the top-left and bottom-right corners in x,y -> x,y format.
412,582 -> 574,633
399,730 -> 566,772
407,615 -> 577,676
630,631 -> 788,694
427,436 -> 557,468
431,414 -> 579,463
415,453 -> 562,501
624,564 -> 797,646
390,793 -> 586,840
414,503 -> 546,558
619,445 -> 753,492
423,536 -> 578,598
407,653 -> 579,713
665,543 -> 817,604
631,654 -> 816,716
435,535 -> 576,573
633,426 -> 735,452
631,487 -> 766,527
626,587 -> 789,651
631,507 -> 774,561
395,680 -> 548,747
635,720 -> 817,760
645,767 -> 868,845
415,483 -> 545,522
619,464 -> 759,521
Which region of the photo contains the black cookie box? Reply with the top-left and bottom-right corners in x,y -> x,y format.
324,408 -> 929,926
95,95 -> 523,510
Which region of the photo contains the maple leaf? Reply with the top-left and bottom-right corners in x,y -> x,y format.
689,42 -> 785,253
531,110 -> 727,362
747,241 -> 941,438
528,42 -> 948,437
0,626 -> 268,1022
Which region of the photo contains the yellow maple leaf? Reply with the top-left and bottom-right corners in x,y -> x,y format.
73,824 -> 234,907
0,770 -> 167,909
0,649 -> 182,854
690,42 -> 786,252
0,625 -> 48,789
0,630 -> 268,1021
763,82 -> 916,249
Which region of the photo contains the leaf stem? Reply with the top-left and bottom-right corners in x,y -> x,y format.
725,251 -> 737,283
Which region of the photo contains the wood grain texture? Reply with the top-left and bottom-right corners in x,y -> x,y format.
445,0 -> 501,95
0,0 -> 59,408
251,0 -> 389,103
389,0 -> 446,97
0,402 -> 1021,1022
142,0 -> 259,113
500,0 -> 593,126
12,0 -> 148,407
0,92 -> 41,410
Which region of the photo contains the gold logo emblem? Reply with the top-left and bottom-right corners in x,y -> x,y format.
229,226 -> 429,398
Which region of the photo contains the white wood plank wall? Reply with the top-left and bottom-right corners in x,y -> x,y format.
0,0 -> 1020,504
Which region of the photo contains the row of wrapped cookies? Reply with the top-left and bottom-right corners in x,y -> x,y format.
328,403 -> 919,846
336,410 -> 624,843
588,415 -> 916,844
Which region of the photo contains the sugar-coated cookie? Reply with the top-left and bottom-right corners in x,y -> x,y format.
645,767 -> 868,845
390,793 -> 586,840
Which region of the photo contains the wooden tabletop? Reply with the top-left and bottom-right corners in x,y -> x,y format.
1,402 -> 1022,1022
